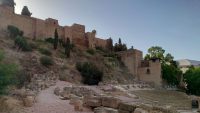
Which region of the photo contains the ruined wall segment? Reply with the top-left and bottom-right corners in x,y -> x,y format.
138,60 -> 162,86
94,38 -> 108,49
86,32 -> 95,48
117,49 -> 162,87
117,49 -> 143,77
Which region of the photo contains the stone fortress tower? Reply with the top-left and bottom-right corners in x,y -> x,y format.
0,0 -> 162,86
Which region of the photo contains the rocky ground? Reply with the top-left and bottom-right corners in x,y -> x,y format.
21,81 -> 92,113
7,80 -> 197,113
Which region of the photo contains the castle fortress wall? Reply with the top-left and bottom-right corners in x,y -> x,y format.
0,5 -> 109,49
95,38 -> 108,49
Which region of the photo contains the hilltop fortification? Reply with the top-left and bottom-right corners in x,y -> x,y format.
0,2 -> 162,86
0,4 -> 112,49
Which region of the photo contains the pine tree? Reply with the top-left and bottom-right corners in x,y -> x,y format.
21,6 -> 32,17
54,29 -> 58,50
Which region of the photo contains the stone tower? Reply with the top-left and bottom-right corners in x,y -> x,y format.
0,0 -> 15,13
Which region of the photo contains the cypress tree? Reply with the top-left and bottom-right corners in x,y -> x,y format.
65,38 -> 71,58
21,6 -> 32,17
54,29 -> 58,50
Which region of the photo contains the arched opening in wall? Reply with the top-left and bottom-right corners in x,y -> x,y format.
54,22 -> 56,25
146,68 -> 151,74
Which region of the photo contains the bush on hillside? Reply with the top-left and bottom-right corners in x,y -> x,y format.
96,46 -> 105,52
40,56 -> 54,67
0,50 -> 18,94
7,25 -> 23,38
39,48 -> 52,56
45,37 -> 54,44
76,62 -> 103,85
15,70 -> 31,88
15,36 -> 32,51
86,49 -> 95,55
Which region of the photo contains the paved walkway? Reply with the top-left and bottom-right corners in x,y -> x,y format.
23,81 -> 92,113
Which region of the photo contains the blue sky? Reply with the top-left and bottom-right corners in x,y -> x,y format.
15,0 -> 200,60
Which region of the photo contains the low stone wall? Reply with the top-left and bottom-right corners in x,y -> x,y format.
83,95 -> 177,113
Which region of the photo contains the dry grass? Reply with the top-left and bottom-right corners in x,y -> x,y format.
132,90 -> 191,110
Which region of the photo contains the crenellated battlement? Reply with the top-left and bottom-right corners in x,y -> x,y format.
0,4 -> 111,50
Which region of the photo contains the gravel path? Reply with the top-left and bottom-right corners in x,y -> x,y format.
23,81 -> 93,113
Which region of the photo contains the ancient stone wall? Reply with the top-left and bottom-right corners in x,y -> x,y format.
94,37 -> 108,49
117,49 -> 143,77
138,60 -> 162,86
0,5 -> 110,49
86,32 -> 95,48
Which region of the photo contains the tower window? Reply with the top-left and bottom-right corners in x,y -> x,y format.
147,69 -> 150,74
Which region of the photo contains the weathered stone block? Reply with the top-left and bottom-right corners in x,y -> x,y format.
69,94 -> 82,105
23,96 -> 34,107
94,107 -> 118,113
118,109 -> 130,113
83,96 -> 102,108
119,102 -> 137,112
54,87 -> 60,96
102,96 -> 121,109
133,108 -> 148,113
74,100 -> 83,111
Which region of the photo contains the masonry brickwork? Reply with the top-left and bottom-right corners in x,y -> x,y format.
0,5 -> 110,49
118,49 -> 162,86
0,4 -> 162,86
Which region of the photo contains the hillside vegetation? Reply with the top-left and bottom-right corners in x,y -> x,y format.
0,26 -> 135,94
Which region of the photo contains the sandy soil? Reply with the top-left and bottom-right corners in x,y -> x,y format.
22,81 -> 93,113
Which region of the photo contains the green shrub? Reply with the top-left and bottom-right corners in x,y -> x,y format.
29,42 -> 38,50
7,25 -> 23,38
15,71 -> 31,88
40,56 -> 54,67
96,46 -> 105,52
103,52 -> 118,58
162,64 -> 181,86
184,67 -> 200,95
45,37 -> 54,44
15,36 -> 32,51
86,49 -> 95,55
0,50 -> 4,61
0,50 -> 18,94
39,48 -> 52,56
76,62 -> 103,85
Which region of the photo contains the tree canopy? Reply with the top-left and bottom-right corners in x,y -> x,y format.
145,46 -> 182,86
184,67 -> 200,95
21,6 -> 32,17
54,29 -> 59,50
114,38 -> 127,52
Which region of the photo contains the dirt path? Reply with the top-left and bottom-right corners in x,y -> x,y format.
23,81 -> 93,113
